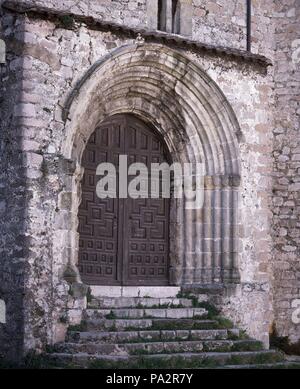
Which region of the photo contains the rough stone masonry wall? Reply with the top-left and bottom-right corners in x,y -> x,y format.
0,1 -> 28,360
272,0 -> 300,343
172,48 -> 275,347
4,0 -> 275,57
192,0 -> 247,48
193,0 -> 275,59
0,7 -> 143,359
3,0 -> 149,27
192,0 -> 275,58
2,0 -> 298,358
0,2 -> 276,356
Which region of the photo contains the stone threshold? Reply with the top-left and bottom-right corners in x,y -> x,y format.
90,286 -> 181,298
2,0 -> 272,68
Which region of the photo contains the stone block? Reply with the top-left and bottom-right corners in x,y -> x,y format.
14,103 -> 36,117
70,282 -> 89,299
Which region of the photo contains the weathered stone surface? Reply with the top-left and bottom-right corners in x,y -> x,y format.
84,307 -> 207,319
47,296 -> 283,368
45,349 -> 285,368
272,0 -> 300,344
0,0 -> 299,363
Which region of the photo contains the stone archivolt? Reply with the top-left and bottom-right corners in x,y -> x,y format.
62,43 -> 242,285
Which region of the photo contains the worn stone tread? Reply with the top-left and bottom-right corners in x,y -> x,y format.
47,349 -> 283,368
85,307 -> 208,319
68,328 -> 240,343
220,362 -> 300,369
88,297 -> 195,309
54,339 -> 262,355
85,318 -> 218,331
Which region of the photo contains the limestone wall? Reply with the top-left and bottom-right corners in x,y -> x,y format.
187,50 -> 274,346
0,0 -> 299,360
192,0 -> 275,58
0,3 -> 275,355
0,3 -> 27,360
3,0 -> 275,57
272,0 -> 300,343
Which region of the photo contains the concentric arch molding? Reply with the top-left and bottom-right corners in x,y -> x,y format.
62,43 -> 241,178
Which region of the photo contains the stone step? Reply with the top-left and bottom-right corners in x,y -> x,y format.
53,339 -> 263,356
85,318 -> 219,331
68,328 -> 240,343
84,307 -> 207,320
88,297 -> 196,309
46,350 -> 284,369
90,286 -> 181,299
221,362 -> 300,369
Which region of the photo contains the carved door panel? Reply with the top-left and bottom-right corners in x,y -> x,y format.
78,118 -> 124,285
123,119 -> 170,285
78,115 -> 170,286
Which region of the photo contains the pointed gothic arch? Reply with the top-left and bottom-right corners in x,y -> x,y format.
60,43 -> 242,285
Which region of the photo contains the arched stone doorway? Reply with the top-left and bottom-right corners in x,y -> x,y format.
60,43 -> 242,289
77,114 -> 171,286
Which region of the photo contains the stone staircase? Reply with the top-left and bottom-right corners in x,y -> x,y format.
45,294 -> 296,369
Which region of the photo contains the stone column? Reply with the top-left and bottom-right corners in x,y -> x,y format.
213,176 -> 222,282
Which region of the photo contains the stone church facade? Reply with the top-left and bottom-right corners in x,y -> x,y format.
0,0 -> 299,362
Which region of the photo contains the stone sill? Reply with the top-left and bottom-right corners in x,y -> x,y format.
90,286 -> 181,298
3,0 -> 272,69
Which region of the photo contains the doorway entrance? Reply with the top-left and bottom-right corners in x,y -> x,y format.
78,115 -> 171,286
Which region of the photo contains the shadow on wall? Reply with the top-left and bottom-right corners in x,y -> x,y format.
270,323 -> 300,356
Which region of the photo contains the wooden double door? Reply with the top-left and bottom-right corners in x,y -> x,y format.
78,115 -> 170,286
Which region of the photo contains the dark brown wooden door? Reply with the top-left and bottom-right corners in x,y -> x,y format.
78,115 -> 170,286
